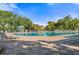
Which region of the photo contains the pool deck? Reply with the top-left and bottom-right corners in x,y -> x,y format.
1,32 -> 79,55
4,32 -> 65,41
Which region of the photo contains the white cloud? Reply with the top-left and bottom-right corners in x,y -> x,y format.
73,3 -> 79,5
69,13 -> 79,18
0,3 -> 17,11
8,4 -> 18,8
0,3 -> 24,15
47,3 -> 55,6
46,16 -> 62,22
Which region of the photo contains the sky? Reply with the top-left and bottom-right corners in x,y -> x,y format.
0,3 -> 79,26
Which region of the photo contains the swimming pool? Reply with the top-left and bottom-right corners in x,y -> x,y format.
15,31 -> 79,36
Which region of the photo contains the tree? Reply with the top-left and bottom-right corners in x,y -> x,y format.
0,10 -> 33,32
0,10 -> 79,32
45,21 -> 56,31
45,15 -> 79,31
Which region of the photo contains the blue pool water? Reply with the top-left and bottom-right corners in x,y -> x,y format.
15,31 -> 78,36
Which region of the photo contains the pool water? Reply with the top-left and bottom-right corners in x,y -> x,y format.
15,31 -> 79,36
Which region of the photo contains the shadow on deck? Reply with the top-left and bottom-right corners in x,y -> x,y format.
0,35 -> 79,55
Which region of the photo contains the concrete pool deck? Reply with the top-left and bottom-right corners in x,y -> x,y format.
4,32 -> 65,41
0,32 -> 79,55
0,35 -> 79,55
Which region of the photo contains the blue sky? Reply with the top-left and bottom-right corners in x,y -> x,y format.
0,3 -> 79,26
